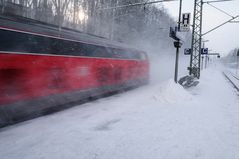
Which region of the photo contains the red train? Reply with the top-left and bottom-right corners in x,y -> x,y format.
0,15 -> 149,127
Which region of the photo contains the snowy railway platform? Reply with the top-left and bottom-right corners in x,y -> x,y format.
0,67 -> 239,159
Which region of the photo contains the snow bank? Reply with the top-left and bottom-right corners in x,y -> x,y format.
2,66 -> 239,159
153,79 -> 193,104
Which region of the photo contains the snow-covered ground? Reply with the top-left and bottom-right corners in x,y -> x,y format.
0,64 -> 239,159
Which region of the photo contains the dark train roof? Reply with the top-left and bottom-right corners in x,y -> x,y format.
0,14 -> 139,52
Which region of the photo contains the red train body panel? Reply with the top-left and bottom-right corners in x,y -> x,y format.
0,15 -> 149,127
0,53 -> 149,104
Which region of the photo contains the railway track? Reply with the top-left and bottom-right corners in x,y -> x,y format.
223,71 -> 239,92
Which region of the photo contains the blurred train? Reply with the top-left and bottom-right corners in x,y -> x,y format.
0,15 -> 149,127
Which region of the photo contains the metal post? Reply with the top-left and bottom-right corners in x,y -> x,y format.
205,55 -> 208,68
174,46 -> 180,83
174,0 -> 183,83
237,49 -> 239,75
201,56 -> 204,70
202,41 -> 205,70
237,56 -> 238,75
202,40 -> 207,69
189,0 -> 203,79
178,0 -> 182,29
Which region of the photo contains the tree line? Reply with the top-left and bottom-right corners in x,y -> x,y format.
0,0 -> 186,52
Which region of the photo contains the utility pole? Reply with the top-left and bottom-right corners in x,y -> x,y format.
189,0 -> 237,79
189,0 -> 203,79
174,0 -> 182,83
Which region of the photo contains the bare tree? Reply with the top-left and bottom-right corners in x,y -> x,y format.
0,0 -> 186,53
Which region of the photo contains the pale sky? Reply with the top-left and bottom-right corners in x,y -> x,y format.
163,0 -> 239,56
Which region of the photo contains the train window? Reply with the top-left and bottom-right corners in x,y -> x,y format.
49,38 -> 59,55
71,42 -> 82,56
26,34 -> 38,53
0,29 -> 48,54
111,48 -> 122,59
130,50 -> 141,60
113,49 -> 136,59
112,48 -> 118,58
91,45 -> 109,58
56,39 -> 92,57
80,42 -> 92,56
134,51 -> 141,60
139,52 -> 147,60
0,29 -> 14,51
0,29 -> 27,53
105,47 -> 114,58
31,35 -> 48,54
40,36 -> 51,54
88,44 -> 98,57
123,50 -> 134,59
57,39 -> 72,55
0,29 -> 142,60
25,33 -> 52,54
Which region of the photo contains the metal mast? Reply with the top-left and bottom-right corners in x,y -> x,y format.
189,0 -> 203,78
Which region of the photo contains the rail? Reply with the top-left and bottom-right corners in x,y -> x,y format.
223,71 -> 239,92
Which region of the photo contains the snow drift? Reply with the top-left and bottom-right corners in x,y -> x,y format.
153,79 -> 193,104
